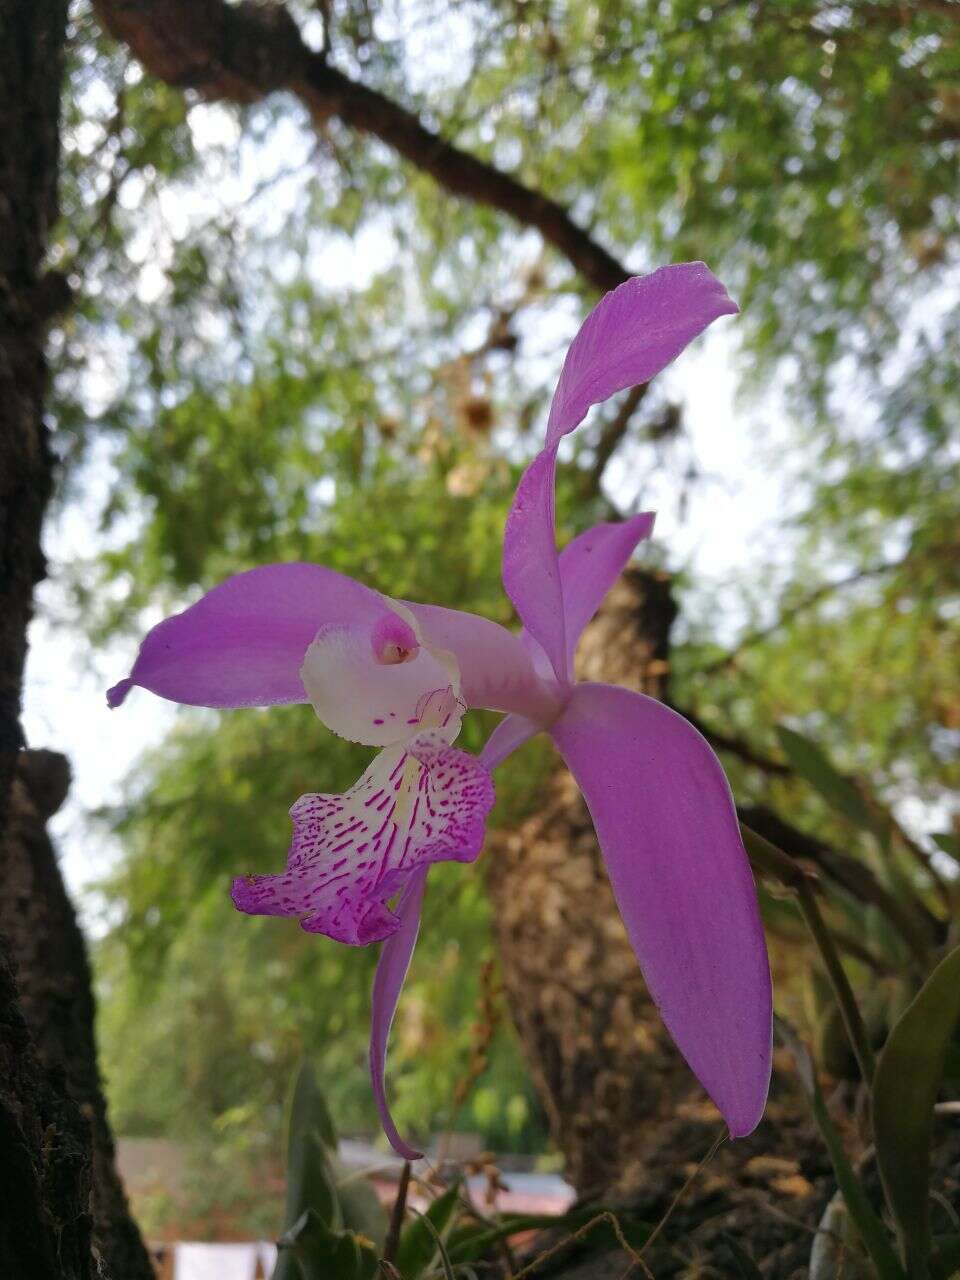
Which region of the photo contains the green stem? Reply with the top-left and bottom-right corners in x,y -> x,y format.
742,823 -> 877,1086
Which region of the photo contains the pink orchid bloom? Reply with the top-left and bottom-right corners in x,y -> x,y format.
108,263 -> 772,1159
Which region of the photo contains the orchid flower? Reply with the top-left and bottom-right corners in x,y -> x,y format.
108,263 -> 772,1159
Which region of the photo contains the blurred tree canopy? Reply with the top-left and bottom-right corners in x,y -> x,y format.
45,0 -> 959,1168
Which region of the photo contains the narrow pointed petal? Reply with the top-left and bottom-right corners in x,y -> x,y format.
558,512 -> 655,678
501,446 -> 567,683
480,714 -> 540,772
370,868 -> 428,1160
403,602 -> 560,723
231,732 -> 494,945
546,263 -> 738,447
550,683 -> 772,1137
107,563 -> 386,709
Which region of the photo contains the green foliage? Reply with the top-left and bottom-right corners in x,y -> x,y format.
273,1064 -> 386,1280
874,947 -> 960,1278
395,1184 -> 462,1280
776,725 -> 880,836
96,699 -> 552,1148
778,1018 -> 906,1280
279,1212 -> 380,1280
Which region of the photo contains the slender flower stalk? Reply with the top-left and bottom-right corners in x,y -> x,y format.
109,263 -> 773,1155
742,824 -> 876,1084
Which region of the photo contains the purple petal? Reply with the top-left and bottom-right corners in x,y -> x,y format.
107,563 -> 386,709
370,867 -> 428,1160
550,683 -> 772,1137
501,446 -> 567,683
403,602 -> 560,723
557,512 -> 655,678
546,263 -> 738,447
231,732 -> 494,945
479,714 -> 540,772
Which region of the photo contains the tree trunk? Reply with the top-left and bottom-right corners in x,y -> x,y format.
2,752 -> 157,1280
0,6 -> 152,1276
0,0 -> 67,840
0,4 -> 96,1275
487,572 -> 845,1277
0,935 -> 97,1280
487,570 -> 703,1197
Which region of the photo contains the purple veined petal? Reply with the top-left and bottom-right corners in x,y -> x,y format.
557,511 -> 655,680
546,263 -> 738,449
480,714 -> 540,772
231,731 -> 495,945
501,446 -> 567,684
107,563 -> 386,710
370,866 -> 428,1160
404,601 -> 561,724
550,683 -> 772,1138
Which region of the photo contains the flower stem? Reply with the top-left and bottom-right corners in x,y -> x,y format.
383,1160 -> 411,1264
742,823 -> 877,1086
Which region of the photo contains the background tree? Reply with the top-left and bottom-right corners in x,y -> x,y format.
0,1 -> 95,1274
1,1 -> 153,1273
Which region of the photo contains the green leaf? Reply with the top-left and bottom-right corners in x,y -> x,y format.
447,1206 -> 651,1267
273,1064 -> 343,1280
722,1233 -> 765,1279
943,1042 -> 960,1086
874,946 -> 960,1277
279,1209 -> 380,1280
931,834 -> 960,866
336,1168 -> 389,1250
776,726 -> 878,833
777,1017 -> 906,1280
930,1234 -> 960,1280
395,1181 -> 462,1279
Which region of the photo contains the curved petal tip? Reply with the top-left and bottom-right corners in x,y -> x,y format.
106,678 -> 133,709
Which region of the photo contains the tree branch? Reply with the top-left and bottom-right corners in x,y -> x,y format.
676,706 -> 792,777
92,0 -> 631,292
740,804 -> 942,964
698,560 -> 902,680
582,383 -> 649,497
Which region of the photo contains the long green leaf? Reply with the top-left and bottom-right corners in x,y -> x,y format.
279,1209 -> 380,1280
874,946 -> 960,1278
931,834 -> 960,866
777,1018 -> 905,1280
776,726 -> 878,833
447,1206 -> 651,1266
395,1181 -> 462,1279
336,1169 -> 389,1250
722,1233 -> 765,1280
930,1233 -> 960,1280
273,1064 -> 342,1280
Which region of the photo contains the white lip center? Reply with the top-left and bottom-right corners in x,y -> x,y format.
300,599 -> 464,748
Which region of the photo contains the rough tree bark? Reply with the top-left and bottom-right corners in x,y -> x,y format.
2,751 -> 156,1280
487,574 -> 840,1278
0,4 -> 153,1275
0,5 -> 98,1275
486,569 -> 699,1196
0,1 -> 64,837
